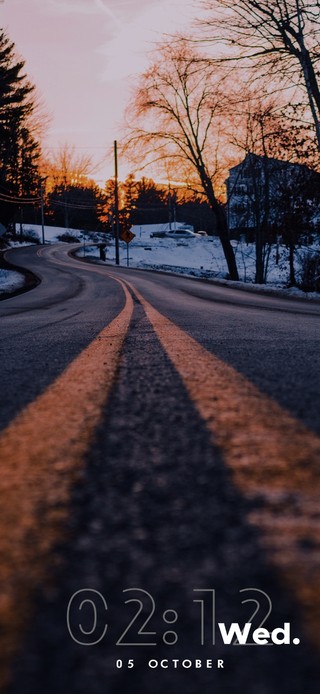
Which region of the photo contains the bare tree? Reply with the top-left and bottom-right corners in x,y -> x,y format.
41,144 -> 95,189
200,1 -> 320,147
123,41 -> 239,280
41,144 -> 98,228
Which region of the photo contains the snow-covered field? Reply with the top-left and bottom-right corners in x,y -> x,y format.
81,228 -> 320,298
1,223 -> 318,299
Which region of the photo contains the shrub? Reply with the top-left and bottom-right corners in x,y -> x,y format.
298,251 -> 320,292
56,232 -> 81,243
22,229 -> 40,244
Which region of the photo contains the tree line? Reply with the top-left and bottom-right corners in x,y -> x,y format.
0,30 -> 41,227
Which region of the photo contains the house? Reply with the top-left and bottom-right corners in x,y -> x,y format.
225,153 -> 320,238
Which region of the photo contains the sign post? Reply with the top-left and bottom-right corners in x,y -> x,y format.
120,230 -> 135,267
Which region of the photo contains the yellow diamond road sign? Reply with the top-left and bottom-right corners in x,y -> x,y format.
121,230 -> 136,244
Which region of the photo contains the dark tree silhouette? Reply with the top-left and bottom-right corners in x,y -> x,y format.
0,30 -> 41,225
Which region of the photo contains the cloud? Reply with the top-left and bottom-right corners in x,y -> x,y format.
98,0 -> 196,82
94,0 -> 123,28
43,0 -> 118,19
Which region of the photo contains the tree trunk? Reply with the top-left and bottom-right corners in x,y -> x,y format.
255,156 -> 270,284
202,172 -> 239,281
255,224 -> 264,283
300,48 -> 320,149
288,237 -> 296,286
295,0 -> 320,148
215,205 -> 239,280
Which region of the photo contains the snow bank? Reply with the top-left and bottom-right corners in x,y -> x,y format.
0,268 -> 25,294
14,224 -> 83,244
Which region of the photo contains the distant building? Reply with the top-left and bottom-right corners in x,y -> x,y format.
225,153 -> 320,237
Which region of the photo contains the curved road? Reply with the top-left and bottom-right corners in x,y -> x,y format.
1,243 -> 320,694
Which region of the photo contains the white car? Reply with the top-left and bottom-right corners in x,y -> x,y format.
166,228 -> 198,239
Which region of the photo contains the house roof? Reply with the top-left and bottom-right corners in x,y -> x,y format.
228,152 -> 313,176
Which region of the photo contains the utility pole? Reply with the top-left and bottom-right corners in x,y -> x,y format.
173,198 -> 177,231
40,178 -> 45,245
114,140 -> 120,265
64,190 -> 69,229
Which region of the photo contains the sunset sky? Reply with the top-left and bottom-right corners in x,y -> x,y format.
0,0 -> 202,183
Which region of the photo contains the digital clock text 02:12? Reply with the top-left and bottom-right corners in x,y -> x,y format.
66,587 -> 293,648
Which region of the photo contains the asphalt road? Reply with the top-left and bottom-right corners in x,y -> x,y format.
1,243 -> 320,694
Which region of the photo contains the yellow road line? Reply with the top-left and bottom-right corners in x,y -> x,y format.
117,276 -> 320,643
0,282 -> 133,689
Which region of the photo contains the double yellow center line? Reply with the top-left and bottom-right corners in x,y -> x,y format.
119,276 -> 320,644
0,272 -> 319,687
0,282 -> 133,688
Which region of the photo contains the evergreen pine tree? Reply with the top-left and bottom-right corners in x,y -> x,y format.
0,30 -> 41,226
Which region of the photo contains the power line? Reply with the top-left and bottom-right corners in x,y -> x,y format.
49,198 -> 106,210
44,146 -> 108,150
0,192 -> 103,208
0,193 -> 41,204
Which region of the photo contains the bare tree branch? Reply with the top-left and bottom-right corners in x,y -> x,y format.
199,0 -> 320,146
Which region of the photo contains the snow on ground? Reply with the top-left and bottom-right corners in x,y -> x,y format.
13,224 -> 83,244
105,236 -> 228,275
7,223 -> 320,298
0,268 -> 25,295
80,232 -> 319,295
